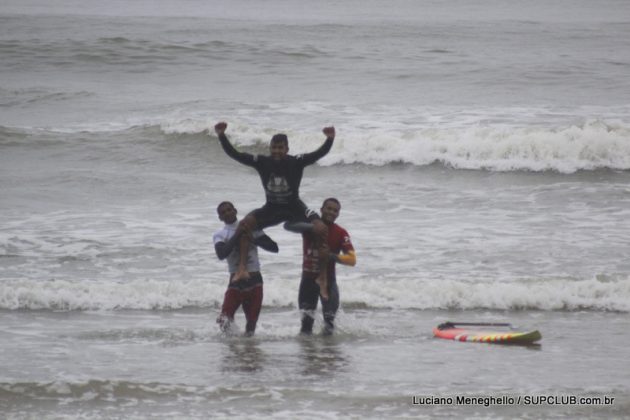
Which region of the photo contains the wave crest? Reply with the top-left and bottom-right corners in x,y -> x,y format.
1,275 -> 628,312
161,116 -> 630,173
317,119 -> 630,172
7,107 -> 630,173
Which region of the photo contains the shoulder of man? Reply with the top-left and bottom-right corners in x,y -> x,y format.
332,223 -> 352,244
331,223 -> 348,234
294,153 -> 313,162
212,226 -> 229,244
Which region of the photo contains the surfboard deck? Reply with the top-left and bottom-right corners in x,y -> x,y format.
433,322 -> 541,344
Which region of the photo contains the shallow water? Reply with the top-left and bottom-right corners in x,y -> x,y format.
1,309 -> 628,419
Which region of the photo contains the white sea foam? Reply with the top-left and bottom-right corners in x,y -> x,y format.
210,115 -> 630,173
1,275 -> 627,312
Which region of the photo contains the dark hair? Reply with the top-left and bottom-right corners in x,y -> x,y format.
322,197 -> 341,208
216,201 -> 234,214
271,133 -> 288,146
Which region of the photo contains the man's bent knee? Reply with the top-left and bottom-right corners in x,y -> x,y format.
240,214 -> 257,231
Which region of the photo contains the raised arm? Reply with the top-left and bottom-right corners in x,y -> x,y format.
298,126 -> 335,166
214,122 -> 256,167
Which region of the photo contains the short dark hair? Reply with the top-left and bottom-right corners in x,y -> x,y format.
216,201 -> 234,215
322,197 -> 340,208
271,133 -> 288,146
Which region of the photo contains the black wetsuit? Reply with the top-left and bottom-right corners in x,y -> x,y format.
299,273 -> 339,335
218,133 -> 333,228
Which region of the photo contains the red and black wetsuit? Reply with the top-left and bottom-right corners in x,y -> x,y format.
299,223 -> 354,334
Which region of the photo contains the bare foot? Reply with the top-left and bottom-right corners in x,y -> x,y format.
316,275 -> 329,300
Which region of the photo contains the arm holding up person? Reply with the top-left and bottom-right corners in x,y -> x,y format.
285,220 -> 354,266
252,231 -> 279,254
293,197 -> 356,335
212,201 -> 278,336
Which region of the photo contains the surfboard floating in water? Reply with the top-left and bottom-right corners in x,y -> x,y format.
433,322 -> 542,344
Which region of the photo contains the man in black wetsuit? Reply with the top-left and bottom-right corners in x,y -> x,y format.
214,121 -> 334,299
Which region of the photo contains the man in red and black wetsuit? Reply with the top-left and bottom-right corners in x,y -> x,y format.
214,121 -> 334,298
285,198 -> 356,335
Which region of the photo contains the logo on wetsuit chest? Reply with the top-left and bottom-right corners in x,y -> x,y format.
266,173 -> 292,201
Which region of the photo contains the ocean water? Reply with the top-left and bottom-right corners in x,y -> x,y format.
2,0 -> 630,418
